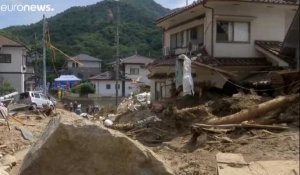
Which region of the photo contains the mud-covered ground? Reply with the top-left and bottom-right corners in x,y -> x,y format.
2,93 -> 299,175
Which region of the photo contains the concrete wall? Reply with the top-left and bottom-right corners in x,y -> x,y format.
124,64 -> 151,85
193,66 -> 227,89
91,80 -> 136,97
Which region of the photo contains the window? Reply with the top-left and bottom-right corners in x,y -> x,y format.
40,94 -> 48,100
72,62 -> 79,68
130,68 -> 139,75
33,93 -> 40,98
217,21 -> 250,43
106,84 -> 111,89
190,27 -> 198,40
176,32 -> 184,48
115,84 -> 120,89
188,25 -> 204,46
0,54 -> 12,63
170,32 -> 184,49
128,86 -> 132,90
170,34 -> 176,49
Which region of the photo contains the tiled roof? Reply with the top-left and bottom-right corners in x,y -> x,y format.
156,0 -> 298,23
0,35 -> 23,47
121,54 -> 154,65
150,58 -> 176,67
196,57 -> 272,66
150,56 -> 272,68
148,73 -> 175,79
89,71 -> 129,81
255,40 -> 295,65
71,54 -> 102,62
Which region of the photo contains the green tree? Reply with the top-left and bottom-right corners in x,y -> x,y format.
71,83 -> 95,96
0,83 -> 16,96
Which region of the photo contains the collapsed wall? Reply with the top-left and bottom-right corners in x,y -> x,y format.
19,117 -> 173,175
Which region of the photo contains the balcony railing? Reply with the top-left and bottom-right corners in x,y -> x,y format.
163,44 -> 203,57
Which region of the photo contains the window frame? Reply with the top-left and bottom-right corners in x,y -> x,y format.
130,68 -> 139,75
216,20 -> 251,44
170,31 -> 185,49
106,84 -> 111,89
0,54 -> 12,63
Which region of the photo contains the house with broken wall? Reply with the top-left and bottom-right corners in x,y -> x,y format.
148,0 -> 299,101
0,35 -> 34,93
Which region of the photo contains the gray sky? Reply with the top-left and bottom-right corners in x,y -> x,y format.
0,0 -> 187,29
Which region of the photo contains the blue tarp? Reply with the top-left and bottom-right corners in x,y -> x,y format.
53,75 -> 81,89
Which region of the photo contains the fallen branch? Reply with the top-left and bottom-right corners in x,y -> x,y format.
206,94 -> 299,125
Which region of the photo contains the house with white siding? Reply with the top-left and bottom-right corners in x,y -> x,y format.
148,0 -> 299,101
0,35 -> 33,93
120,54 -> 153,85
89,71 -> 136,97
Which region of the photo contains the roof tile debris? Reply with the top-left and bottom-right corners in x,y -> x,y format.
255,40 -> 295,66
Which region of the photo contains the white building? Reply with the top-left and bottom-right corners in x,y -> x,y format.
120,54 -> 153,85
0,35 -> 32,93
64,54 -> 102,80
149,0 -> 299,101
89,71 -> 135,97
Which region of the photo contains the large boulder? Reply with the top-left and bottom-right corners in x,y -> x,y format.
19,117 -> 173,175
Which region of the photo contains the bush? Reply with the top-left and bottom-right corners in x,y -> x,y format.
71,83 -> 95,96
0,82 -> 16,96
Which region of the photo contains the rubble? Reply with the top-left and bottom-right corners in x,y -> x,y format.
0,89 -> 298,175
117,92 -> 151,114
19,117 -> 173,175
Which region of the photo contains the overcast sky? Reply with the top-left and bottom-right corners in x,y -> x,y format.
0,0 -> 187,29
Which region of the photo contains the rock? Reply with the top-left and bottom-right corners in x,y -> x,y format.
0,154 -> 16,167
0,165 -> 10,172
0,169 -> 9,175
19,117 -> 173,175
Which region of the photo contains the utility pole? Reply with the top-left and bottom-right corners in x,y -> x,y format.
42,15 -> 47,94
115,4 -> 120,106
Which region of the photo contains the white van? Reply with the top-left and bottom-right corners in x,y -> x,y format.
19,91 -> 54,109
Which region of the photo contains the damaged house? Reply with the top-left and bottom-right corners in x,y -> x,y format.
148,0 -> 299,101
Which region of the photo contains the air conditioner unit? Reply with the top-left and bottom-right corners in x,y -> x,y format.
21,65 -> 26,72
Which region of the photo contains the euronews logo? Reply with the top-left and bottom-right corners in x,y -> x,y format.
0,4 -> 54,12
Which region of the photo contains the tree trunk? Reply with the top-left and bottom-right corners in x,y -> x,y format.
206,94 -> 299,125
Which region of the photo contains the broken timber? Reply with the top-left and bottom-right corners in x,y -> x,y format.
206,94 -> 299,125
